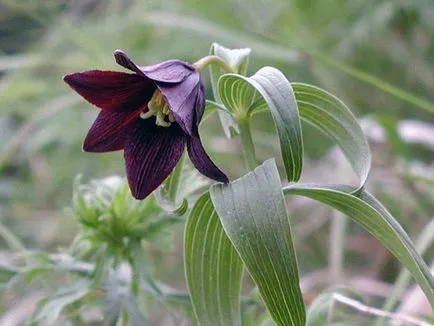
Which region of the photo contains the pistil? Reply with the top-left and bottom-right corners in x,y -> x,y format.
140,89 -> 174,127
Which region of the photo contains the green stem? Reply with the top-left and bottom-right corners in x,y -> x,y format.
193,55 -> 235,73
238,119 -> 257,171
166,153 -> 185,201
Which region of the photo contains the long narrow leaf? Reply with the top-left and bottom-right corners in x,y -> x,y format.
252,82 -> 372,189
211,159 -> 306,326
219,70 -> 303,182
184,193 -> 243,326
293,83 -> 371,189
283,183 -> 434,307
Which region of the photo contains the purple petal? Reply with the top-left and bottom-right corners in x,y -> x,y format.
114,50 -> 194,83
113,50 -> 145,76
83,110 -> 140,152
63,70 -> 154,112
124,119 -> 186,200
157,72 -> 201,136
187,136 -> 228,183
194,81 -> 206,126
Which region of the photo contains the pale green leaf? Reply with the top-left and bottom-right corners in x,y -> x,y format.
33,280 -> 91,325
292,83 -> 371,189
104,266 -> 148,326
210,159 -> 306,326
377,219 -> 434,325
155,155 -> 188,215
219,69 -> 303,181
185,192 -> 243,326
218,74 -> 261,117
0,263 -> 19,284
283,183 -> 434,307
202,100 -> 231,122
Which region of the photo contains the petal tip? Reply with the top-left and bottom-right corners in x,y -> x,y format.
220,174 -> 230,183
130,189 -> 150,200
82,141 -> 91,153
211,171 -> 229,184
63,73 -> 75,85
187,136 -> 229,184
113,50 -> 143,75
113,49 -> 125,59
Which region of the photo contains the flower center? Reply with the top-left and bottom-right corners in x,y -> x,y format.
139,89 -> 175,127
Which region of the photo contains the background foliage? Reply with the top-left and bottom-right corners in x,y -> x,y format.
0,0 -> 433,324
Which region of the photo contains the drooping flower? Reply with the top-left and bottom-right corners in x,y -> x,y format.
64,50 -> 228,200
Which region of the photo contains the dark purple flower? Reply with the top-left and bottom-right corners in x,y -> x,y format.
64,50 -> 228,200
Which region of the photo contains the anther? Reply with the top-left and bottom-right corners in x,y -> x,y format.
140,89 -> 174,127
156,112 -> 171,127
140,110 -> 155,119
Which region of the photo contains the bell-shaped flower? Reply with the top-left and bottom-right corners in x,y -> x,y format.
64,50 -> 228,199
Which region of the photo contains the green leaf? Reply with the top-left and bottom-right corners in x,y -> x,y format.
377,219 -> 434,325
33,280 -> 91,325
218,74 -> 261,117
209,43 -> 251,138
184,192 -> 243,326
0,263 -> 19,284
292,83 -> 371,189
283,183 -> 434,307
155,154 -> 188,215
155,188 -> 188,215
210,159 -> 306,326
104,266 -> 148,326
219,69 -> 303,181
123,298 -> 149,326
202,100 -> 231,122
91,247 -> 110,287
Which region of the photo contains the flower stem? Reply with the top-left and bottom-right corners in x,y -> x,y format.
193,55 -> 235,73
238,119 -> 257,171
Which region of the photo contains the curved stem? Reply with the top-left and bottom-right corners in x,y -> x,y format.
238,119 -> 257,171
193,55 -> 235,73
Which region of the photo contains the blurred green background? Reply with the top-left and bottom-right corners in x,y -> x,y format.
0,0 -> 433,323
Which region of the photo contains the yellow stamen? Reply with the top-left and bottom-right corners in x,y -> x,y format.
156,111 -> 171,127
139,110 -> 154,119
139,89 -> 174,128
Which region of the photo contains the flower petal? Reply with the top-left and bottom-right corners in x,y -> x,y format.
113,50 -> 144,76
187,136 -> 228,183
64,70 -> 154,112
114,50 -> 194,83
194,81 -> 206,126
83,110 -> 140,152
124,119 -> 186,200
157,72 -> 201,136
